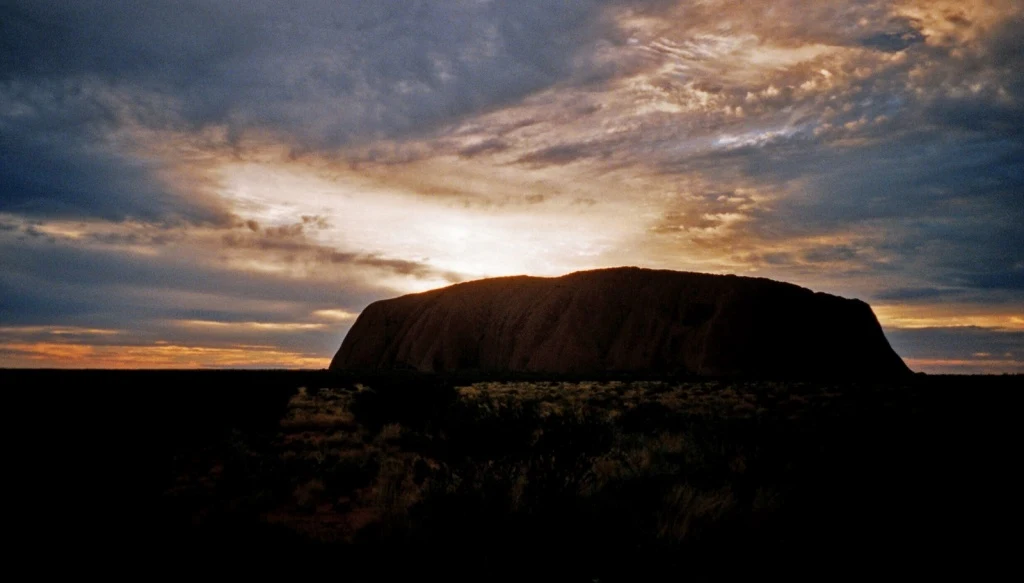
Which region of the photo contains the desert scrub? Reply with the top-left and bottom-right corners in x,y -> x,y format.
366,456 -> 422,536
293,478 -> 327,511
280,411 -> 356,431
145,371 -> 997,580
373,423 -> 404,446
280,387 -> 357,431
656,483 -> 737,543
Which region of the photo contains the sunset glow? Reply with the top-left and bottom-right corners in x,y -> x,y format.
2,1 -> 1021,373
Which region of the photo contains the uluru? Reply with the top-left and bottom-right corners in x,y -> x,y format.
330,267 -> 911,378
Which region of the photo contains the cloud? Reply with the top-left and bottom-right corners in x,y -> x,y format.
858,28 -> 926,52
0,81 -> 232,224
600,2 -> 1024,302
0,341 -> 328,369
0,139 -> 229,226
886,326 -> 1023,374
1,1 -> 1022,371
887,326 -> 1023,358
1,1 -> 641,146
0,228 -> 386,322
516,144 -> 596,167
312,309 -> 358,322
219,217 -> 465,282
455,138 -> 511,160
0,206 -> 480,366
873,287 -> 960,301
0,1 -> 655,227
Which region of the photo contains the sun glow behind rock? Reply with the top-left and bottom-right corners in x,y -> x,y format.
215,160 -> 644,291
1,0 -> 1020,371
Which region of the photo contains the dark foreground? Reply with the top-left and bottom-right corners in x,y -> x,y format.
6,369 -> 1020,579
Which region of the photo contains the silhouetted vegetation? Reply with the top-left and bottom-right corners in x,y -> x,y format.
6,369 -> 1019,580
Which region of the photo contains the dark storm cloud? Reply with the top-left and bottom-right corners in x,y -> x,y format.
746,130 -> 1023,226
799,245 -> 860,265
753,131 -> 1024,294
0,118 -> 231,224
1,1 -> 664,364
2,1 -> 634,145
873,287 -> 959,302
2,0 -> 1022,369
0,0 -> 653,224
968,270 -> 1024,292
857,22 -> 925,52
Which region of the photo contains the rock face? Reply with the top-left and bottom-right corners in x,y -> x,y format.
330,267 -> 910,378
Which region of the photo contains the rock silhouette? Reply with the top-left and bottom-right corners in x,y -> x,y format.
330,267 -> 911,378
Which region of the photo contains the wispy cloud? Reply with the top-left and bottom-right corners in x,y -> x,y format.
1,1 -> 1021,369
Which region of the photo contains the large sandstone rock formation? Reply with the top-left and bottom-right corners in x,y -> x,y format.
330,267 -> 910,378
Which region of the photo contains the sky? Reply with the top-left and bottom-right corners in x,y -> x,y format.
1,0 -> 1021,373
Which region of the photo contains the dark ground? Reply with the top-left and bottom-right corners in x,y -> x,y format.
4,369 -> 1020,579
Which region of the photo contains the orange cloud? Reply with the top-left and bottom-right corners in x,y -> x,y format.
3,0 -> 1019,373
905,357 -> 1023,375
312,309 -> 359,322
893,0 -> 1018,47
172,320 -> 328,332
0,342 -> 328,369
873,306 -> 1024,331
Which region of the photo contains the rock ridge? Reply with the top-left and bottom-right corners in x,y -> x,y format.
330,267 -> 910,378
